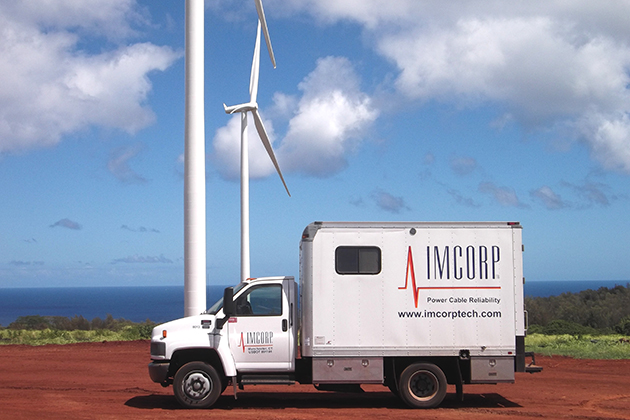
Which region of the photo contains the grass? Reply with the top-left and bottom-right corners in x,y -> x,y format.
525,333 -> 630,359
2,325 -> 629,360
0,324 -> 153,346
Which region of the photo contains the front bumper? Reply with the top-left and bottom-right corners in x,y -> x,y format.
148,361 -> 170,383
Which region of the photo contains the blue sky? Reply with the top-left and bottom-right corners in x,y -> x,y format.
2,0 -> 630,288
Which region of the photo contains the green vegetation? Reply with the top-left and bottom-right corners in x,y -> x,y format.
525,283 -> 630,333
0,314 -> 155,345
524,284 -> 630,359
525,334 -> 630,359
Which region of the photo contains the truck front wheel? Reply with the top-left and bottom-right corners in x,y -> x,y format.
173,361 -> 222,409
398,363 -> 447,408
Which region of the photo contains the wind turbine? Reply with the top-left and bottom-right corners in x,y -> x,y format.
223,2 -> 290,282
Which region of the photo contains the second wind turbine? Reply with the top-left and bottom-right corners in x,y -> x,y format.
223,12 -> 290,283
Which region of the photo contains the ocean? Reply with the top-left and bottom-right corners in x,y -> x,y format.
0,286 -> 228,328
0,280 -> 628,327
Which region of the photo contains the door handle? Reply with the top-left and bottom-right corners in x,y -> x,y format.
282,319 -> 288,332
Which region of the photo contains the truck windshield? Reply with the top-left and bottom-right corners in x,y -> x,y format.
205,282 -> 247,315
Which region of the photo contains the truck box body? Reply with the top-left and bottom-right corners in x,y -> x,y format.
300,221 -> 525,361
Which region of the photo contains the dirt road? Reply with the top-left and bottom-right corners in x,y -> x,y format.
1,340 -> 629,419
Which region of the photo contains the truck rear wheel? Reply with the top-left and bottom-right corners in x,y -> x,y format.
173,361 -> 222,409
398,362 -> 447,408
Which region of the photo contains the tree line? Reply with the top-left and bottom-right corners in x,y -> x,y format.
5,314 -> 155,335
525,284 -> 630,335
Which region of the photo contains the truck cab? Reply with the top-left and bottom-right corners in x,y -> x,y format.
148,276 -> 298,408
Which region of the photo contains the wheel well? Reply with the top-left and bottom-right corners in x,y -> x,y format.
385,357 -> 469,388
169,348 -> 225,379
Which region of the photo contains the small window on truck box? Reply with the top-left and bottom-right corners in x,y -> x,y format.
335,246 -> 381,275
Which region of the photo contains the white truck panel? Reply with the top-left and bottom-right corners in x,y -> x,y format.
300,222 -> 523,358
512,227 -> 526,336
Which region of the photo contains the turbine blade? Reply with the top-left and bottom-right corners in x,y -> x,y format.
253,0 -> 276,68
249,21 -> 261,103
251,109 -> 290,197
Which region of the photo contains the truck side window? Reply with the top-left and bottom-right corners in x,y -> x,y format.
235,285 -> 282,316
335,246 -> 382,275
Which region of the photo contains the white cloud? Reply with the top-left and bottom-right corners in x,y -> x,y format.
212,56 -> 378,179
211,113 -> 281,180
276,56 -> 378,177
448,189 -> 480,208
111,254 -> 173,264
121,225 -> 160,233
266,0 -> 418,28
378,18 -> 630,120
530,186 -> 568,210
372,189 -> 409,213
270,92 -> 299,119
450,156 -> 477,176
10,260 -> 44,267
562,180 -> 614,207
107,144 -> 147,184
50,218 -> 83,230
0,1 -> 180,154
577,112 -> 630,173
264,1 -> 630,173
479,182 -> 529,209
0,0 -> 147,39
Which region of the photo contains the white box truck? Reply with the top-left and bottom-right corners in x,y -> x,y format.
149,221 -> 540,409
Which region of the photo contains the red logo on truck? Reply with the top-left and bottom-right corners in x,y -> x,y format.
399,247 -> 422,308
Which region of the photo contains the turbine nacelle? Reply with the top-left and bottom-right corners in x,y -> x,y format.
223,102 -> 258,115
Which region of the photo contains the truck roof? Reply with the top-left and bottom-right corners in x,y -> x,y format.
308,221 -> 520,228
302,221 -> 521,241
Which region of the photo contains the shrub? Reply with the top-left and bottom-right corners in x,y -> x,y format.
541,319 -> 598,336
614,316 -> 630,335
527,324 -> 544,334
9,315 -> 52,330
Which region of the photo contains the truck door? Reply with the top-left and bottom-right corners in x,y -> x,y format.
228,279 -> 296,372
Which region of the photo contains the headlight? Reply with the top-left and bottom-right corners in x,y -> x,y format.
151,341 -> 166,357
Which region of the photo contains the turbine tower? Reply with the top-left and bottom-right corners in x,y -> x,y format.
224,1 -> 290,282
184,0 -> 206,317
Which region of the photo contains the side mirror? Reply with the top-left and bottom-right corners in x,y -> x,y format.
216,287 -> 234,330
223,287 -> 235,316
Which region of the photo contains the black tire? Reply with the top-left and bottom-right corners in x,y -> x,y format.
173,361 -> 222,409
398,362 -> 447,408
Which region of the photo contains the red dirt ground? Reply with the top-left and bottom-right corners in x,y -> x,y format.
1,340 -> 629,419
